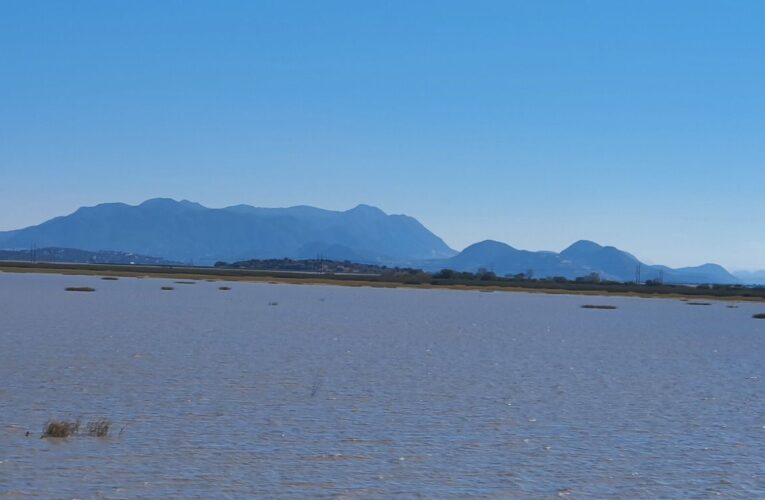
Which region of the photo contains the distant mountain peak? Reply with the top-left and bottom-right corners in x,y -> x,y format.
467,240 -> 517,251
563,240 -> 603,253
347,204 -> 386,216
139,198 -> 205,210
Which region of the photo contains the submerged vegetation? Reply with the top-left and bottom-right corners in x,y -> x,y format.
42,420 -> 79,438
581,304 -> 617,310
86,419 -> 111,437
219,286 -> 231,291
65,287 -> 95,292
686,302 -> 712,306
42,419 -> 111,438
161,286 -> 174,291
100,276 -> 119,280
754,313 -> 765,319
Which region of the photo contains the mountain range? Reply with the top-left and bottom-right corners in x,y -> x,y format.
732,270 -> 765,286
0,198 -> 747,284
424,239 -> 739,284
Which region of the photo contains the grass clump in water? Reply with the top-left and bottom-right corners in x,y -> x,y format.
100,276 -> 119,280
219,286 -> 231,291
86,419 -> 110,437
268,301 -> 279,306
754,313 -> 765,320
65,287 -> 95,292
581,304 -> 617,310
161,286 -> 175,291
174,281 -> 196,285
687,302 -> 712,306
42,420 -> 80,438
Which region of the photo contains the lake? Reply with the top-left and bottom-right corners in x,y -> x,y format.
1,272 -> 764,497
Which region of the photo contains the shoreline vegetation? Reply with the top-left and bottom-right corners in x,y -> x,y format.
2,260 -> 764,302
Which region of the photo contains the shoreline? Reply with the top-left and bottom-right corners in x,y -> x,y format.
2,261 -> 763,302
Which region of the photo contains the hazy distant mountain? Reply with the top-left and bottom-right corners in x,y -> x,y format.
0,199 -> 456,265
733,270 -> 765,285
559,240 -> 739,284
560,240 -> 641,279
429,240 -> 585,278
426,239 -> 740,285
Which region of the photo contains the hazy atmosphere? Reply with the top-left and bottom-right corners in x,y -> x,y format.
4,3 -> 765,498
2,0 -> 763,270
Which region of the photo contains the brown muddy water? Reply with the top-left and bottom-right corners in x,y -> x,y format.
1,272 -> 764,497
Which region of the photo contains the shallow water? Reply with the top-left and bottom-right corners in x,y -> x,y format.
1,272 -> 764,498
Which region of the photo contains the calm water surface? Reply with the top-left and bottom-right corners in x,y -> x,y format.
1,272 -> 764,498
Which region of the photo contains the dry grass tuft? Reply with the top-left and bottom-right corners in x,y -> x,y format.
41,419 -> 112,438
581,304 -> 617,310
65,287 -> 95,292
42,420 -> 80,438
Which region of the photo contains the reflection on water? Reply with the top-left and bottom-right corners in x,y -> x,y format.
1,272 -> 764,497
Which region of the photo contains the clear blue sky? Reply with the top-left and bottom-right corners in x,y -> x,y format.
1,1 -> 763,270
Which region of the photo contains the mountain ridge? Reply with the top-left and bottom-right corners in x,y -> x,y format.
0,198 -> 456,265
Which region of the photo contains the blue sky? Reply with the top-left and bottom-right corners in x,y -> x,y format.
1,1 -> 763,270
